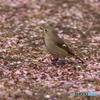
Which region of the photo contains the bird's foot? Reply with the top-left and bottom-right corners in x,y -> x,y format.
51,58 -> 66,66
51,58 -> 58,65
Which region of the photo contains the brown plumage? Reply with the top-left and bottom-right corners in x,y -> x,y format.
41,27 -> 84,63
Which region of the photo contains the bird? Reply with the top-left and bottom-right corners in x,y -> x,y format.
40,27 -> 84,64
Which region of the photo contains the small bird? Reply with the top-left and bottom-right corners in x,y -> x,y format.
40,27 -> 84,64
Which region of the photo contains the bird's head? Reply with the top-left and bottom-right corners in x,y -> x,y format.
40,27 -> 55,37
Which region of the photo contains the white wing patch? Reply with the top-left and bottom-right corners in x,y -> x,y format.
62,44 -> 66,47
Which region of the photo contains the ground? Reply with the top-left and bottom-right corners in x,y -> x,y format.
0,0 -> 100,100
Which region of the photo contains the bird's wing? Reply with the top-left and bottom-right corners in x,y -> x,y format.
53,36 -> 75,56
57,42 -> 75,56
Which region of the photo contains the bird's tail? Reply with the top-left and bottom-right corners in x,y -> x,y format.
74,55 -> 84,63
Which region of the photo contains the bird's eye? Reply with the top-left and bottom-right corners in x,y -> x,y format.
45,29 -> 48,32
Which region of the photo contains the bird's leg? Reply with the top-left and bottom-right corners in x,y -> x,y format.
52,58 -> 66,66
59,58 -> 66,65
51,58 -> 58,65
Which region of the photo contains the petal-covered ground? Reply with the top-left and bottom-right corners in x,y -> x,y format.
0,0 -> 100,100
